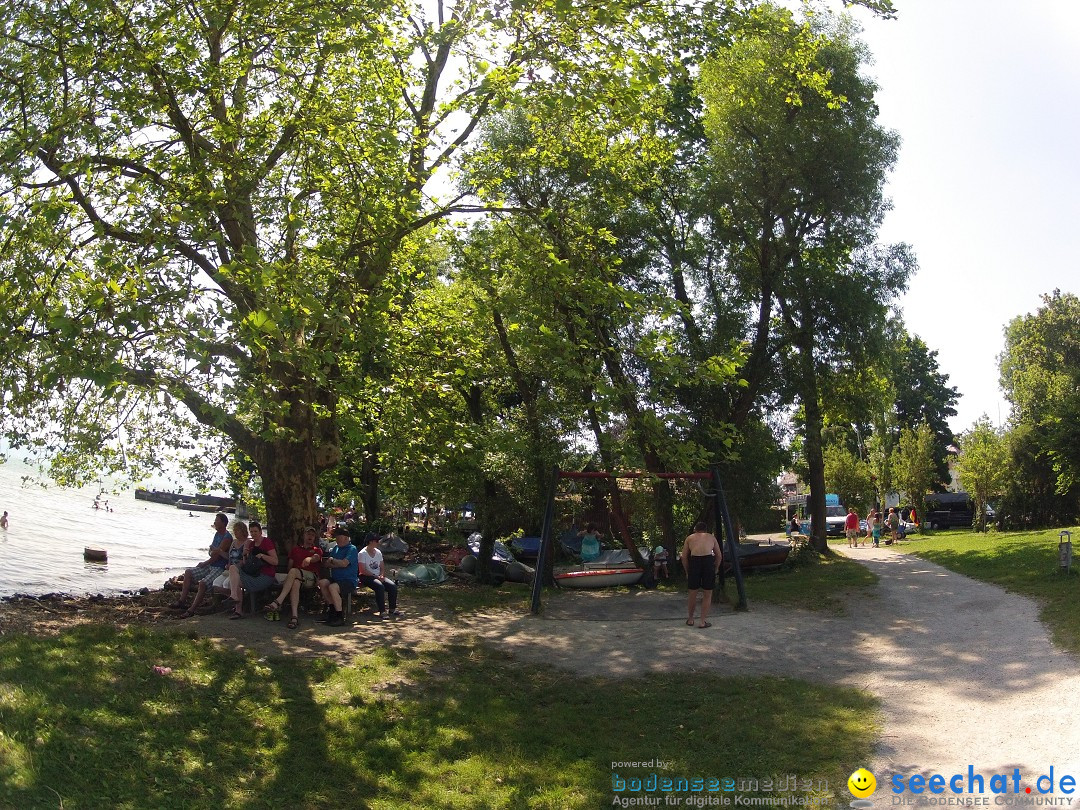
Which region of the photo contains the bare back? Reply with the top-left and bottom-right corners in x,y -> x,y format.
684,531 -> 721,558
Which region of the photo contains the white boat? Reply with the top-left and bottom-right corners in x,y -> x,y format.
554,567 -> 644,589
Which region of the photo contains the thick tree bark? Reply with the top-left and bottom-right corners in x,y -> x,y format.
257,440 -> 321,557
247,389 -> 340,557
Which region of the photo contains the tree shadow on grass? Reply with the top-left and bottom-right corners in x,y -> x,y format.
0,624 -> 376,809
0,626 -> 876,809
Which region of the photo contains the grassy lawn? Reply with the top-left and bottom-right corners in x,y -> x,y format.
906,526 -> 1080,654
0,624 -> 878,809
625,545 -> 877,613
741,547 -> 878,612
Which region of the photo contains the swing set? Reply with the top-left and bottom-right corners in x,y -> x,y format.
528,466 -> 749,614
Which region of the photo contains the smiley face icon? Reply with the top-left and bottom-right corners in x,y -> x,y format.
848,768 -> 876,798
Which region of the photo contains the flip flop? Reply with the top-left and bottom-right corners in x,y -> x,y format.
698,621 -> 712,629
262,601 -> 280,613
229,610 -> 244,620
287,616 -> 298,629
686,619 -> 695,626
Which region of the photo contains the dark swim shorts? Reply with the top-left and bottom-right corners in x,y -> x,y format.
687,554 -> 717,590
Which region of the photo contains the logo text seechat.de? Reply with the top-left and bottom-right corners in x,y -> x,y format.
891,768 -> 1078,797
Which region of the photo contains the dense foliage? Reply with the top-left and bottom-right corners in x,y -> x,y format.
1,0 -> 917,552
996,290 -> 1080,527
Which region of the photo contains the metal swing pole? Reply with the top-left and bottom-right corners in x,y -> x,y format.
530,466 -> 561,615
712,466 -> 749,611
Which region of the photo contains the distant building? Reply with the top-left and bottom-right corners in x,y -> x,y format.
779,472 -> 802,498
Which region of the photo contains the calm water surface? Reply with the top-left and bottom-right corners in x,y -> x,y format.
0,459 -> 223,597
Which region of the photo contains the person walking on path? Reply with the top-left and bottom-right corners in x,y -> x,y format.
681,522 -> 723,629
887,507 -> 900,544
0,510 -> 7,529
845,507 -> 861,548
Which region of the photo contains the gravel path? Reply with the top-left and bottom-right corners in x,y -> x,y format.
457,546 -> 1080,800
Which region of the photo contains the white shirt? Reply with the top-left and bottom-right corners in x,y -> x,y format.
358,546 -> 383,577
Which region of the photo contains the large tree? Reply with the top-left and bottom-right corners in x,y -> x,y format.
889,330 -> 959,490
0,0 -> 658,546
1000,290 -> 1080,498
824,442 -> 873,512
699,5 -> 912,550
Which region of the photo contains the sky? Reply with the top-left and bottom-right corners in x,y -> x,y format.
847,0 -> 1080,434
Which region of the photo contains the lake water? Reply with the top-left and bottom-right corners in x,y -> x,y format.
0,458 -> 222,597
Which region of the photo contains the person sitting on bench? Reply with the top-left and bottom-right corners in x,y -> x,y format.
265,525 -> 323,629
172,512 -> 232,618
359,533 -> 400,619
319,526 -> 358,627
226,520 -> 278,619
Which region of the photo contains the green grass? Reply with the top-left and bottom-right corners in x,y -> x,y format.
0,624 -> 879,809
641,546 -> 877,613
906,526 -> 1080,653
740,547 -> 878,612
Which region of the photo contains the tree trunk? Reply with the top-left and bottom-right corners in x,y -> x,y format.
249,391 -> 339,558
257,440 -> 321,557
489,301 -> 553,518
797,331 -> 828,553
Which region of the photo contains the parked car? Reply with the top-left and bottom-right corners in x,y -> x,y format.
799,504 -> 851,537
824,505 -> 847,536
924,494 -> 978,530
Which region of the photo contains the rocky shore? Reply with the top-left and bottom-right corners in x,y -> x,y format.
0,588 -> 181,636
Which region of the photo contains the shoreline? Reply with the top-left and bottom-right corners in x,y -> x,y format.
0,586 -> 184,637
0,587 -> 154,602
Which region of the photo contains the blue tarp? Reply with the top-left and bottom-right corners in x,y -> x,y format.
510,536 -> 541,558
467,534 -> 515,563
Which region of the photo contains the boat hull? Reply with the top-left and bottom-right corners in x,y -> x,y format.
729,542 -> 791,570
555,567 -> 644,588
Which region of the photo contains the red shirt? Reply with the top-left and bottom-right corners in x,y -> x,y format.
288,544 -> 322,575
845,512 -> 859,530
